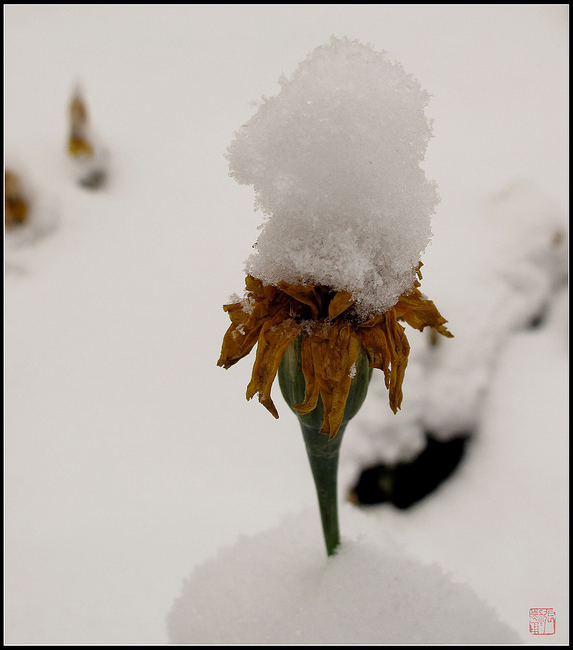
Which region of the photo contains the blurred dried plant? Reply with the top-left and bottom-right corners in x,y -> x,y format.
5,171 -> 29,228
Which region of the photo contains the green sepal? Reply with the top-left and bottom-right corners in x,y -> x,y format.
278,334 -> 373,431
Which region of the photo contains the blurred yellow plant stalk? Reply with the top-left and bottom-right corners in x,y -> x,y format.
67,86 -> 107,189
68,88 -> 95,158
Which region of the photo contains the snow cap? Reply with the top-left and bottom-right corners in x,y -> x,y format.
227,36 -> 438,317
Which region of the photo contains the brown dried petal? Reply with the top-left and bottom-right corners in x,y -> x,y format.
246,319 -> 303,418
328,290 -> 355,320
322,330 -> 360,439
292,335 -> 320,415
219,271 -> 452,430
278,282 -> 321,320
395,288 -> 453,338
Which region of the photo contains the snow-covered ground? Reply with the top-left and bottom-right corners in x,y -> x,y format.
5,5 -> 568,644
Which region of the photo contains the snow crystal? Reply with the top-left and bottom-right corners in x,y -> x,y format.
227,36 -> 438,317
166,510 -> 521,644
240,294 -> 256,314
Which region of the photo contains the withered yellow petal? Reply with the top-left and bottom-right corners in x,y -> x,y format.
219,270 -> 451,432
395,287 -> 453,338
328,290 -> 355,320
356,316 -> 391,387
278,282 -> 321,320
386,313 -> 410,412
323,331 -> 360,439
292,335 -> 320,415
246,319 -> 303,418
217,321 -> 263,369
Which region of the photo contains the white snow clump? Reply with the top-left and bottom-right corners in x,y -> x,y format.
167,510 -> 521,644
227,36 -> 438,316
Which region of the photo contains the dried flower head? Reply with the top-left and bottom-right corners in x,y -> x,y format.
218,267 -> 451,439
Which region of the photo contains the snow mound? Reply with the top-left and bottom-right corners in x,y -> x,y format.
167,510 -> 521,644
227,36 -> 438,317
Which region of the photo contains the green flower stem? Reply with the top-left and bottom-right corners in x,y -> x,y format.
299,420 -> 347,556
278,334 -> 372,557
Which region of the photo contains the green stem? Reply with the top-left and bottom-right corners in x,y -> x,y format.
278,335 -> 372,557
299,421 -> 347,556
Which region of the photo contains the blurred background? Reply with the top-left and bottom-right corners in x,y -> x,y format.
5,5 -> 568,644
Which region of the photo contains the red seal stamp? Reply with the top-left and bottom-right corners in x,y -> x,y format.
529,608 -> 556,635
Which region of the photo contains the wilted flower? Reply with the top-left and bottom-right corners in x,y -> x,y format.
217,36 -> 452,555
218,267 -> 451,439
